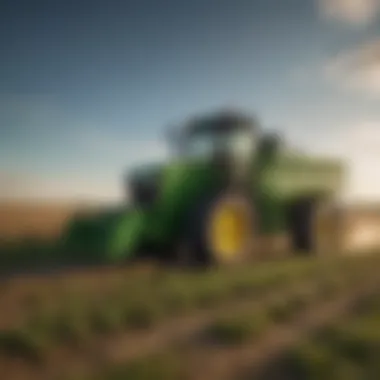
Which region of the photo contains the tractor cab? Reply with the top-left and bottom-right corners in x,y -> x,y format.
168,112 -> 259,182
181,111 -> 257,160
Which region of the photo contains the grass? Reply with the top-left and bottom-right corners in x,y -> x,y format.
265,285 -> 380,380
318,315 -> 380,364
61,353 -> 187,380
280,342 -> 338,380
205,310 -> 270,345
68,260 -> 380,380
51,312 -> 92,345
279,329 -> 380,380
0,259 -> 309,360
204,279 -> 341,346
94,354 -> 186,380
0,257 -> 329,331
89,307 -> 124,335
202,263 -> 379,350
0,328 -> 46,363
267,298 -> 301,323
0,238 -> 63,274
122,301 -> 164,330
0,254 -> 378,370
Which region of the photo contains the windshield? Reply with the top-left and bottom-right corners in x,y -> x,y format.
184,130 -> 254,160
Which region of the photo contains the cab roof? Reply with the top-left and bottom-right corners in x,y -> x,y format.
183,110 -> 257,136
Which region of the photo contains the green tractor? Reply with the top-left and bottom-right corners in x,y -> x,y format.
61,110 -> 345,266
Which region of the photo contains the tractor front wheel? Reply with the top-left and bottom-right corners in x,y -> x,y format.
178,192 -> 256,267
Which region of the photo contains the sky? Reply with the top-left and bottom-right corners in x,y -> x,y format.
1,0 -> 380,203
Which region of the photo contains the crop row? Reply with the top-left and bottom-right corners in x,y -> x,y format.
4,255 -> 378,326
51,256 -> 380,380
0,260 -> 327,361
256,286 -> 380,380
0,256 -> 350,330
0,255 -> 378,380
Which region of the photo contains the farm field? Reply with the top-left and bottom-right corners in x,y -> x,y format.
0,254 -> 379,380
255,280 -> 380,380
5,3 -> 380,379
0,201 -> 107,275
0,201 -> 87,241
1,201 -> 380,379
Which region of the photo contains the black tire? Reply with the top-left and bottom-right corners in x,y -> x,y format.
177,191 -> 256,268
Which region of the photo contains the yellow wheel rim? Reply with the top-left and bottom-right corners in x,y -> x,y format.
209,202 -> 251,260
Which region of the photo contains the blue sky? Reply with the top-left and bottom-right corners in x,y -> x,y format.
1,0 -> 380,202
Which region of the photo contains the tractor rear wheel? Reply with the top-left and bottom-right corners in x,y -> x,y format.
178,191 -> 256,267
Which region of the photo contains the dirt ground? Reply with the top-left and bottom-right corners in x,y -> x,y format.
0,255 -> 378,380
0,200 -> 380,380
0,201 -> 103,241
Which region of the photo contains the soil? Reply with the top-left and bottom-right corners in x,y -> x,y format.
186,277 -> 380,380
0,262 -> 378,380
